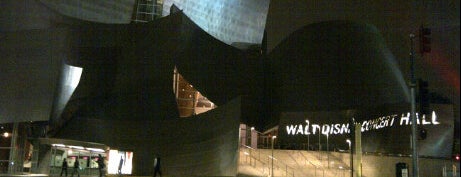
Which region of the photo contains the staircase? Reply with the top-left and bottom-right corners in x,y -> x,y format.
238,145 -> 351,177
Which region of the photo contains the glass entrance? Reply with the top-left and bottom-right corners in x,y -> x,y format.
49,144 -> 106,176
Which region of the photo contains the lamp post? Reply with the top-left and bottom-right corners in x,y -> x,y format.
346,139 -> 351,152
271,135 -> 276,177
326,133 -> 329,168
409,33 -> 419,177
346,139 -> 351,174
318,132 -> 321,160
250,127 -> 256,149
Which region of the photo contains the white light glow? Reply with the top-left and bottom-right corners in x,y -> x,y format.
68,146 -> 84,149
86,148 -> 105,152
2,132 -> 9,138
52,144 -> 65,147
108,150 -> 133,175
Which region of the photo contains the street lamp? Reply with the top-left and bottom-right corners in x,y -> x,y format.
271,135 -> 277,177
250,127 -> 255,149
251,127 -> 265,149
346,139 -> 351,151
346,138 -> 351,174
2,132 -> 9,138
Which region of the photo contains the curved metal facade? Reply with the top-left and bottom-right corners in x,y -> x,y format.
268,21 -> 410,113
48,12 -> 244,176
1,1 -> 456,175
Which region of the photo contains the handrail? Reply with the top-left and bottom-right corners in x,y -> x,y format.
298,150 -> 319,168
240,145 -> 296,177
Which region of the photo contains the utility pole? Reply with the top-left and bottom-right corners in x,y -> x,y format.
409,33 -> 419,177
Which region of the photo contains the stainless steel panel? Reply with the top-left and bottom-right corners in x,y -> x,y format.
163,0 -> 270,44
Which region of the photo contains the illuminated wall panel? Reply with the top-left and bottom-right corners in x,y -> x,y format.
163,0 -> 270,44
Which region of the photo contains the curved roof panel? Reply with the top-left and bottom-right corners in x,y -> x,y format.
268,21 -> 410,112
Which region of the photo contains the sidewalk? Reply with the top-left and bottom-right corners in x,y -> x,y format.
0,175 -> 154,177
0,174 -> 48,177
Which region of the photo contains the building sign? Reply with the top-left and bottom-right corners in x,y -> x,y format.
278,103 -> 454,158
286,111 -> 440,136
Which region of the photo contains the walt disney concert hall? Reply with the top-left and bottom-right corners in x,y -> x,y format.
1,0 -> 458,176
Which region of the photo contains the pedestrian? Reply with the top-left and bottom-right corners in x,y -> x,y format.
118,156 -> 124,175
60,158 -> 68,177
97,154 -> 105,177
153,155 -> 162,177
71,158 -> 80,177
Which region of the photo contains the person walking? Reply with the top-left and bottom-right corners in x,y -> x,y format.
153,155 -> 162,177
97,154 -> 105,177
118,156 -> 124,176
71,158 -> 80,177
60,158 -> 68,177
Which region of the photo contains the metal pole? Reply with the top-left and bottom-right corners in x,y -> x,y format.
318,132 -> 321,160
347,139 -> 351,176
8,122 -> 19,174
350,118 -> 355,177
271,136 -> 275,177
327,134 -> 329,168
409,33 -> 419,177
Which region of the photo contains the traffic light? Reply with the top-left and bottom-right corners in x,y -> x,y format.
419,26 -> 431,53
418,79 -> 430,115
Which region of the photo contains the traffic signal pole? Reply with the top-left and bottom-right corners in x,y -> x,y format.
409,33 -> 419,177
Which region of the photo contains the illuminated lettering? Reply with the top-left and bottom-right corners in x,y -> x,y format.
431,111 -> 440,125
286,125 -> 297,135
400,113 -> 410,125
422,114 -> 431,125
390,114 -> 396,126
296,124 -> 304,135
285,111 -> 440,137
321,124 -> 330,135
333,124 -> 341,134
304,120 -> 311,135
380,117 -> 388,128
312,124 -> 320,134
361,121 -> 368,132
340,123 -> 349,134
